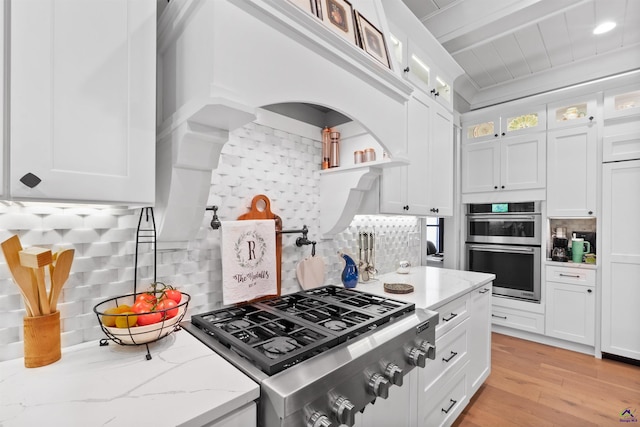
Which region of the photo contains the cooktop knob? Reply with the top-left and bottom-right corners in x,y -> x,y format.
419,340 -> 436,360
384,362 -> 404,386
332,396 -> 356,426
408,348 -> 427,368
368,373 -> 390,399
308,412 -> 334,427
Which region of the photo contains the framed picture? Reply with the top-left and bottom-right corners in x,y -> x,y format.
319,0 -> 357,45
355,12 -> 391,68
286,0 -> 317,16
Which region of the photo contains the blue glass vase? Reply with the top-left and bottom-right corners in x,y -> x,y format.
340,253 -> 358,289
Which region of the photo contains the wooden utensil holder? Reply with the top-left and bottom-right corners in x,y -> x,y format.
23,311 -> 61,368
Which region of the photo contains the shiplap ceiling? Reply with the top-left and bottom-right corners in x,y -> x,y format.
401,0 -> 640,109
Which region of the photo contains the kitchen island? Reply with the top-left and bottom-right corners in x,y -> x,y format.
0,267 -> 493,427
354,266 -> 495,427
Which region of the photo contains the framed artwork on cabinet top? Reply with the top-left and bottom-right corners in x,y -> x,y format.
286,0 -> 317,16
355,11 -> 390,68
318,0 -> 356,45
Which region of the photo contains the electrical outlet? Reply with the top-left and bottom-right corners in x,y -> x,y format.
408,232 -> 420,248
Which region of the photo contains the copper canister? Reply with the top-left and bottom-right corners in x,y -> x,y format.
363,148 -> 376,162
330,132 -> 340,168
354,150 -> 363,164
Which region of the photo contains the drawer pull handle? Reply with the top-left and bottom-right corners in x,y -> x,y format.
479,288 -> 490,294
492,314 -> 507,320
441,399 -> 457,414
442,351 -> 458,363
559,273 -> 580,278
443,313 -> 458,322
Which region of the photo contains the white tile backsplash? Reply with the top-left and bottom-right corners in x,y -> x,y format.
0,121 -> 421,362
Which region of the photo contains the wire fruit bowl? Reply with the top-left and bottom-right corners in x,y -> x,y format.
93,291 -> 190,348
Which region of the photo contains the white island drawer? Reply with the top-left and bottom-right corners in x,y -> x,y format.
420,365 -> 469,427
421,318 -> 469,394
434,294 -> 470,338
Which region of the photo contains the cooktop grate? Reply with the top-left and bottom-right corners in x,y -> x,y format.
190,285 -> 415,375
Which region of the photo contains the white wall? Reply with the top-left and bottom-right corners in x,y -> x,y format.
0,121 -> 421,362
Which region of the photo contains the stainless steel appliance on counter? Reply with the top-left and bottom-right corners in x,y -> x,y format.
465,202 -> 542,302
182,285 -> 438,427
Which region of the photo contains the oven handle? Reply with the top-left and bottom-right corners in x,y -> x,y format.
468,244 -> 536,254
468,215 -> 537,222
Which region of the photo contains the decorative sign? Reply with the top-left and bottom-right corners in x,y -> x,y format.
222,220 -> 277,305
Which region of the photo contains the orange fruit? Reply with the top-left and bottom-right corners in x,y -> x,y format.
115,311 -> 137,328
102,307 -> 120,327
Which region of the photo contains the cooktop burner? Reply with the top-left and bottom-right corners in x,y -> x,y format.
190,285 -> 415,375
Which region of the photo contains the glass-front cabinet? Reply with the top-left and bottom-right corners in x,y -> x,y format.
462,105 -> 545,143
547,97 -> 597,129
604,85 -> 640,120
603,84 -> 640,162
389,30 -> 452,109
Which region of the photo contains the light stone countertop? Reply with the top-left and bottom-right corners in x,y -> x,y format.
353,266 -> 495,310
0,330 -> 259,427
0,266 -> 493,427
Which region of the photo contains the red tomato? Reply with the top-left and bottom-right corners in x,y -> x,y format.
164,289 -> 182,304
132,301 -> 162,326
135,292 -> 157,305
157,299 -> 179,319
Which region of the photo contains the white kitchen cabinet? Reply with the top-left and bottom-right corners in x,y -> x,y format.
388,29 -> 453,111
9,0 -> 155,205
467,285 -> 492,395
545,266 -> 595,346
601,159 -> 640,361
547,124 -> 597,217
547,97 -> 597,130
462,105 -> 546,144
426,96 -> 455,216
419,363 -> 469,427
603,84 -> 640,121
380,93 -> 454,216
0,1 -> 5,198
462,132 -> 546,194
491,303 -> 545,334
603,85 -> 640,162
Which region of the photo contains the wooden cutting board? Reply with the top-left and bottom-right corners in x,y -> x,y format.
237,194 -> 282,302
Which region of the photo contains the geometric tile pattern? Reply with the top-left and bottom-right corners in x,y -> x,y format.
0,122 -> 421,361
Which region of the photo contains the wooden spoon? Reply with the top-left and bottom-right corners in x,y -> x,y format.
49,249 -> 74,312
1,235 -> 38,316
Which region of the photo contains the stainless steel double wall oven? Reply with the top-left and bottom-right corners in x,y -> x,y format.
465,202 -> 542,302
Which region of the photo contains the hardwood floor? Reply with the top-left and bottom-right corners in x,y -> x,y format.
453,333 -> 640,426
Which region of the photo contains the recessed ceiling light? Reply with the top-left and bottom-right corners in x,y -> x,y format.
593,21 -> 616,35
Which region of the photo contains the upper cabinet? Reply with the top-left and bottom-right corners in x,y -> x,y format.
9,0 -> 156,205
461,105 -> 546,202
547,125 -> 597,217
380,93 -> 454,216
383,0 -> 463,113
462,105 -> 546,143
547,97 -> 597,130
604,85 -> 640,120
462,133 -> 546,196
389,32 -> 453,110
0,2 -> 5,199
603,84 -> 640,163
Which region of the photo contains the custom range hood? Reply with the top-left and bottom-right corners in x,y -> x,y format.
155,0 -> 413,248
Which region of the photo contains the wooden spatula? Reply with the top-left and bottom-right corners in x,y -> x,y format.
19,247 -> 53,315
49,249 -> 74,312
1,235 -> 38,316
